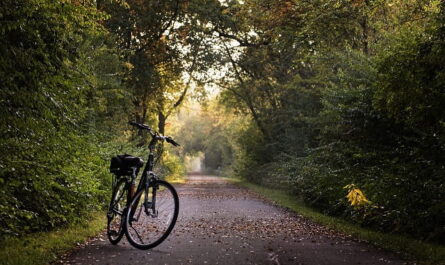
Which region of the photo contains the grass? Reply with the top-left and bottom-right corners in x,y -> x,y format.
227,178 -> 445,265
0,212 -> 106,265
0,174 -> 183,265
166,175 -> 186,184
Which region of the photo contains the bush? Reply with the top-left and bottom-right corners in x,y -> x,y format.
284,44 -> 445,242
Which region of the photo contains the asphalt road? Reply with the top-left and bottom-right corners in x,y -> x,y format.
59,175 -> 409,265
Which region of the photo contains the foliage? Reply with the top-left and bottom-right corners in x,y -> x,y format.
0,0 -> 127,238
344,184 -> 372,207
98,0 -> 215,136
171,101 -> 243,175
209,0 -> 445,243
160,151 -> 186,183
234,179 -> 445,265
0,0 -> 198,240
1,0 -> 444,250
0,212 -> 105,265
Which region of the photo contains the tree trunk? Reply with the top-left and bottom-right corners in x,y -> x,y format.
158,109 -> 166,135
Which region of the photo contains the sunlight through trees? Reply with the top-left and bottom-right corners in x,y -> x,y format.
1,0 -> 444,244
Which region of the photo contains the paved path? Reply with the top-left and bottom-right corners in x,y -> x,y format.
60,175 -> 409,265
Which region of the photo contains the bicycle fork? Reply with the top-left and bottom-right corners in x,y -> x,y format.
145,183 -> 158,217
128,177 -> 158,225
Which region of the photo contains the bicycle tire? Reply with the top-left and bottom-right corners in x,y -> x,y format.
124,180 -> 179,249
107,178 -> 128,245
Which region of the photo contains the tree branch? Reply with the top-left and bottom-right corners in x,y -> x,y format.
136,0 -> 180,53
221,41 -> 269,138
165,36 -> 201,118
213,27 -> 269,47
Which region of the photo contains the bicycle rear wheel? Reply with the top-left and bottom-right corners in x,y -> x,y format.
107,178 -> 128,244
124,180 -> 179,249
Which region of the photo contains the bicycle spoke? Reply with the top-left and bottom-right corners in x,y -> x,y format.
129,223 -> 144,244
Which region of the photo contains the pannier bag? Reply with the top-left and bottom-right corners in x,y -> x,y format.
110,154 -> 144,176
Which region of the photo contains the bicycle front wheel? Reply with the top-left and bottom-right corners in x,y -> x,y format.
124,180 -> 179,249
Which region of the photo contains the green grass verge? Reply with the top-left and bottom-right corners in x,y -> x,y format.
166,174 -> 186,184
0,212 -> 106,265
227,178 -> 445,265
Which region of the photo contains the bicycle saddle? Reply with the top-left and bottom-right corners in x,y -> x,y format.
110,154 -> 144,175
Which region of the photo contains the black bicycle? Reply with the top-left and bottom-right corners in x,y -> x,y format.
106,121 -> 180,249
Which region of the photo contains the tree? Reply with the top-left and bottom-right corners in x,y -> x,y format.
98,0 -> 212,137
0,0 -> 123,237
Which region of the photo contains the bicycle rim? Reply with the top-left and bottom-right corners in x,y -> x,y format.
125,180 -> 179,249
107,178 -> 127,244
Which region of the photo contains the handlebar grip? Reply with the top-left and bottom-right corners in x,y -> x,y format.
166,137 -> 180,147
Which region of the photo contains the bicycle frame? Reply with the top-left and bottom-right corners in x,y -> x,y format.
128,135 -> 161,221
108,121 -> 179,248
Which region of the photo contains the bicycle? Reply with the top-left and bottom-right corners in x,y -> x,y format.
106,121 -> 180,249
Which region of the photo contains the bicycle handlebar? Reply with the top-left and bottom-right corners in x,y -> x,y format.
129,121 -> 152,131
165,136 -> 180,147
128,121 -> 180,147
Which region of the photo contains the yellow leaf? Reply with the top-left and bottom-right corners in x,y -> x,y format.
344,184 -> 371,207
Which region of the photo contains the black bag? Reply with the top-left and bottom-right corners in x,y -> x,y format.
110,154 -> 144,176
